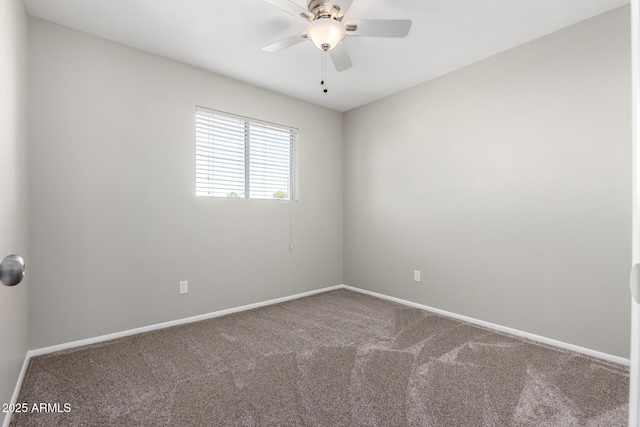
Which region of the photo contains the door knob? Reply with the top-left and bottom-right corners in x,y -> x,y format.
632,263 -> 640,304
0,254 -> 25,287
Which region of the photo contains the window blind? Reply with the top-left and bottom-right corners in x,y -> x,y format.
196,106 -> 298,200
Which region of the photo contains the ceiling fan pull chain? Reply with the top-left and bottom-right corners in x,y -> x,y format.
321,51 -> 328,94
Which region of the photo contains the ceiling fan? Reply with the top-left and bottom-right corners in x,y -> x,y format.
262,0 -> 412,72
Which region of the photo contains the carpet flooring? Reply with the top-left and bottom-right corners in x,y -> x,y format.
10,289 -> 629,426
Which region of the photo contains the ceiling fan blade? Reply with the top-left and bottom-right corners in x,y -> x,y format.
328,0 -> 353,21
263,32 -> 308,53
263,0 -> 313,21
329,41 -> 352,72
344,19 -> 412,38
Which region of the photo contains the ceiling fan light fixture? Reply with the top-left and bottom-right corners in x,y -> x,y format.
306,18 -> 346,51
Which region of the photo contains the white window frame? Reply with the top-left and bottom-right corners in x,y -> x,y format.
196,106 -> 299,201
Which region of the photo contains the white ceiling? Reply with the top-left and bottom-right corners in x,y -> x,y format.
24,0 -> 629,112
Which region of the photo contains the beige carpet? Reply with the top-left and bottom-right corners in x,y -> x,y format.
11,289 -> 629,426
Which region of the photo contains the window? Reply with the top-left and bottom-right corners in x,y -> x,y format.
196,106 -> 298,200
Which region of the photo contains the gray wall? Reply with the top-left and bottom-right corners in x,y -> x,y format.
29,18 -> 344,348
27,6 -> 632,359
0,0 -> 29,411
344,7 -> 631,358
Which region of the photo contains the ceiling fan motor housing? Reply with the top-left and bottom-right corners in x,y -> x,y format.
307,0 -> 337,20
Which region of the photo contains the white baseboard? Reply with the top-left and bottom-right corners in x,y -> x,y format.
29,284 -> 344,357
343,285 -> 630,367
2,350 -> 32,427
19,281 -> 628,414
28,283 -> 630,366
5,285 -> 343,427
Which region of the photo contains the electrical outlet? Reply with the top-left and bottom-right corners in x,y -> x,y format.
179,280 -> 188,295
413,270 -> 421,282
